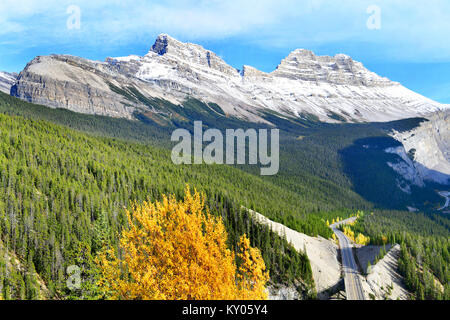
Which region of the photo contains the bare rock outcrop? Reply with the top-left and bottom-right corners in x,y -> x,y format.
389,110 -> 450,185
361,244 -> 411,300
247,209 -> 341,299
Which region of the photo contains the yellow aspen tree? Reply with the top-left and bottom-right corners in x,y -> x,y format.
236,235 -> 270,300
356,233 -> 370,245
96,186 -> 269,300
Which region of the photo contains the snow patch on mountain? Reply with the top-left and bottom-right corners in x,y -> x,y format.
0,71 -> 17,94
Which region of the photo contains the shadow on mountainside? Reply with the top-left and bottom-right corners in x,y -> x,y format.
339,136 -> 449,211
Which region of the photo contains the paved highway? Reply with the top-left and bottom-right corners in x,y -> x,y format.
331,218 -> 365,300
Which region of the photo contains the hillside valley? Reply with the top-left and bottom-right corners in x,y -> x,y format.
0,35 -> 449,301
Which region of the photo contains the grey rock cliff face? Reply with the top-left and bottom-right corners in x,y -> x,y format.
10,34 -> 448,123
389,110 -> 450,185
11,55 -> 142,118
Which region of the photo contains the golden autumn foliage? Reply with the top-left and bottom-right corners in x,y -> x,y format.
347,220 -> 356,226
96,187 -> 269,300
355,233 -> 370,246
342,225 -> 370,246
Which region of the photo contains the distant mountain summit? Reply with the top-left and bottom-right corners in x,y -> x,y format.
10,34 -> 447,123
272,49 -> 392,86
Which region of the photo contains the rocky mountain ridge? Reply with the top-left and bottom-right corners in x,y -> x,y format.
10,34 -> 448,123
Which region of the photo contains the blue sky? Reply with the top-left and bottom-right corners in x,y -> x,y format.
1,0 -> 449,103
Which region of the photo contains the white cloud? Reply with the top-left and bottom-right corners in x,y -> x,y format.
0,0 -> 449,62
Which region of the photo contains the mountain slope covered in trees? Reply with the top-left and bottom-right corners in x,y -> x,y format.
0,93 -> 320,299
352,211 -> 450,299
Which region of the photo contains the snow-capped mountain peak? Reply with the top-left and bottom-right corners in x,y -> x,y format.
146,33 -> 239,77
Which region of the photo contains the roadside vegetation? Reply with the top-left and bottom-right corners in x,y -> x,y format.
353,211 -> 450,300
